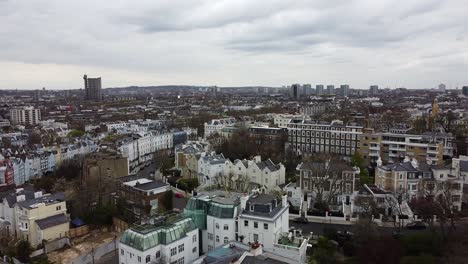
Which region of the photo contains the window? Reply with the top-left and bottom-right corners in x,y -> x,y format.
254,222 -> 258,228
177,257 -> 185,264
253,234 -> 259,242
193,247 -> 197,253
224,237 -> 229,244
216,235 -> 220,242
250,205 -> 254,211
171,247 -> 177,256
264,223 -> 268,230
192,234 -> 197,242
244,220 -> 248,227
208,233 -> 213,240
215,223 -> 219,229
56,206 -> 61,211
224,224 -> 228,230
208,245 -> 213,251
156,251 -> 160,258
178,244 -> 184,253
138,256 -> 142,262
120,249 -> 124,255
146,255 -> 151,263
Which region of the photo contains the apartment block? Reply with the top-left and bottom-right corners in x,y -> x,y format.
9,107 -> 41,125
286,119 -> 363,156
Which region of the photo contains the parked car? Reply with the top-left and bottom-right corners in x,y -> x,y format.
175,193 -> 184,198
406,221 -> 427,230
292,217 -> 309,224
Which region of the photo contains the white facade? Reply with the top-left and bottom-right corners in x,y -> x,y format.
224,156 -> 286,190
204,118 -> 236,138
198,153 -> 226,186
119,132 -> 173,173
237,195 -> 289,251
273,114 -> 301,128
9,107 -> 41,125
119,218 -> 199,264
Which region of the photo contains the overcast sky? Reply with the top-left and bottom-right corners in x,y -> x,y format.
1,0 -> 468,90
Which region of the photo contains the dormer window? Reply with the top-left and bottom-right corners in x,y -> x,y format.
250,205 -> 254,211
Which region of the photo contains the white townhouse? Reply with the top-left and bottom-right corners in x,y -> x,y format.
119,216 -> 199,264
198,153 -> 226,187
238,194 -> 290,251
204,118 -> 236,139
204,197 -> 239,252
224,156 -> 286,191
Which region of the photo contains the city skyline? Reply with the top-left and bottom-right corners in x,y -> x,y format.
1,0 -> 468,90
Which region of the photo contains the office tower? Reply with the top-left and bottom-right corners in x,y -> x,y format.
463,86 -> 468,96
316,85 -> 324,96
326,85 -> 335,95
369,85 -> 379,96
340,85 -> 350,97
9,107 -> 41,125
84,74 -> 102,101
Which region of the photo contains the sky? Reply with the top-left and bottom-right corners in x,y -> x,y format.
1,0 -> 468,90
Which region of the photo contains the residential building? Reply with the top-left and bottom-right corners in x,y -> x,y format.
462,86 -> 468,96
369,85 -> 379,96
297,162 -> 360,211
175,141 -> 210,177
198,153 -> 226,186
224,156 -> 286,191
117,176 -> 171,222
326,85 -> 335,95
340,84 -> 350,97
15,192 -> 69,248
375,158 -> 464,211
83,74 -> 102,101
316,85 -> 324,96
9,107 -> 41,125
238,194 -> 289,250
359,128 -> 445,165
204,118 -> 236,138
119,215 -> 199,264
273,114 -> 302,128
0,119 -> 10,127
0,186 -> 37,237
286,119 -> 363,156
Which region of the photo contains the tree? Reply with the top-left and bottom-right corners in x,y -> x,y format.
302,154 -> 348,206
163,190 -> 173,212
16,240 -> 32,263
356,236 -> 402,264
67,129 -> 85,138
28,131 -> 42,145
154,150 -> 174,176
311,237 -> 337,264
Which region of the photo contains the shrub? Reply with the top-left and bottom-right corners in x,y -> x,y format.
401,232 -> 442,256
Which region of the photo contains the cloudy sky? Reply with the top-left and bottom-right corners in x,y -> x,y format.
1,0 -> 468,90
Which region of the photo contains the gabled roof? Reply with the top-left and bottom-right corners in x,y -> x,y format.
382,162 -> 419,172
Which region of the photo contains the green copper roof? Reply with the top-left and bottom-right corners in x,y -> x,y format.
120,217 -> 196,251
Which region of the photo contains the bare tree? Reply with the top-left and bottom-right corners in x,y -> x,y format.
302,154 -> 348,206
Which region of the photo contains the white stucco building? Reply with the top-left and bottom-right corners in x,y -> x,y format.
119,216 -> 199,264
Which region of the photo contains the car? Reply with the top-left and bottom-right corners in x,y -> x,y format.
292,217 -> 308,224
175,193 -> 184,198
406,221 -> 427,230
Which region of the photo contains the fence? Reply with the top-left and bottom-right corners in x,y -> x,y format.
69,225 -> 90,238
70,239 -> 118,264
113,217 -> 129,233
